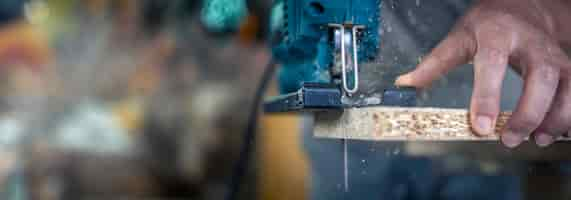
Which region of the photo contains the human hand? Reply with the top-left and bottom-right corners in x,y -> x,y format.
395,0 -> 571,148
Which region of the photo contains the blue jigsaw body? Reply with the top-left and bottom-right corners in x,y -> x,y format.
272,0 -> 381,93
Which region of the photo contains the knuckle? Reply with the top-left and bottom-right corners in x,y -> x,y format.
540,66 -> 560,83
476,12 -> 518,29
531,65 -> 560,84
482,48 -> 507,60
474,92 -> 501,106
493,13 -> 520,25
509,112 -> 543,133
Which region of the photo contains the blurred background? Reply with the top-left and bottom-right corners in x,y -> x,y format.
2,0 -> 570,200
0,0 -> 309,199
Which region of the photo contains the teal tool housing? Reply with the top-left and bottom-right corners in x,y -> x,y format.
272,0 -> 381,93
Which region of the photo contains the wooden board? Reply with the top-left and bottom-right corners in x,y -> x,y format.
317,107 -> 529,141
313,107 -> 571,161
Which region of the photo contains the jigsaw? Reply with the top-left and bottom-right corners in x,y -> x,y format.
264,0 -> 417,112
262,0 -> 418,191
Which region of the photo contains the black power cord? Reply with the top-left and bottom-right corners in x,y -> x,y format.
226,59 -> 277,200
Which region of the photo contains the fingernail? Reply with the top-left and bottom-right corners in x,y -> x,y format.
535,133 -> 554,147
502,131 -> 523,148
395,74 -> 412,85
474,116 -> 493,135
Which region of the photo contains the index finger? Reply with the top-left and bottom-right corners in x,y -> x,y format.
395,28 -> 475,88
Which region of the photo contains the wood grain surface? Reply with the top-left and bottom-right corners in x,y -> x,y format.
313,107 -> 571,160
316,107 -> 537,141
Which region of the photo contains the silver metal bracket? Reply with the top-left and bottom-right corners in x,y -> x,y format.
328,24 -> 365,96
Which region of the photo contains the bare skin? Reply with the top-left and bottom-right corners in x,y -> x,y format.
395,0 -> 571,148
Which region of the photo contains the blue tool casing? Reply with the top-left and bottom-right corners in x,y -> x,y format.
271,0 -> 381,94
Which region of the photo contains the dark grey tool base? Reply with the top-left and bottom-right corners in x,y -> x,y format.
263,83 -> 417,112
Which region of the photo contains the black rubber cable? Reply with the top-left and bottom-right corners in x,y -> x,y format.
226,59 -> 277,200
